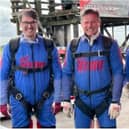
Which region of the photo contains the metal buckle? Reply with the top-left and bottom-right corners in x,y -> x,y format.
43,92 -> 50,99
15,93 -> 22,100
98,50 -> 101,56
85,91 -> 91,96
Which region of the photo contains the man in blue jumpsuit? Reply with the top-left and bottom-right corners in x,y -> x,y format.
0,9 -> 62,128
124,49 -> 129,86
62,9 -> 123,128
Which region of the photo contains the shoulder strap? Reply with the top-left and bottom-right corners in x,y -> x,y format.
102,36 -> 113,50
43,38 -> 54,60
69,37 -> 80,73
102,35 -> 113,75
43,38 -> 54,84
9,37 -> 20,57
70,37 -> 80,57
70,37 -> 80,53
9,37 -> 20,78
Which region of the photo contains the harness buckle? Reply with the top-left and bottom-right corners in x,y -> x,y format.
43,92 -> 50,99
98,50 -> 101,56
15,93 -> 23,100
85,91 -> 91,96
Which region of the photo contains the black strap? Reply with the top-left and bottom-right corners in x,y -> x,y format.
13,65 -> 49,73
75,87 -> 112,118
9,85 -> 31,110
70,38 -> 80,54
35,81 -> 54,110
95,96 -> 111,117
9,81 -> 53,114
75,94 -> 111,119
74,50 -> 110,58
9,37 -> 20,78
75,84 -> 111,96
95,84 -> 112,117
75,97 -> 94,119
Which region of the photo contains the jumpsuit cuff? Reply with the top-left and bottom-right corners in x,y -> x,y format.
0,80 -> 8,105
53,79 -> 62,102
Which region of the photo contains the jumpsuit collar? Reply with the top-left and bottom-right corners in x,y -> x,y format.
20,34 -> 39,44
82,31 -> 100,46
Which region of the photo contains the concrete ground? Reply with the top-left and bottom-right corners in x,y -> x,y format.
0,86 -> 129,128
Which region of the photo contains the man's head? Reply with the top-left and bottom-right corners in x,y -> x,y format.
19,9 -> 39,40
80,9 -> 101,38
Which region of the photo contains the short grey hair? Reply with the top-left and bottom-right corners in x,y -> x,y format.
80,8 -> 100,21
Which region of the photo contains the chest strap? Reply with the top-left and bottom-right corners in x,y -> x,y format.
12,65 -> 49,73
74,50 -> 109,58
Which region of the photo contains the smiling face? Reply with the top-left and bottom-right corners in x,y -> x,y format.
20,15 -> 38,40
81,13 -> 101,38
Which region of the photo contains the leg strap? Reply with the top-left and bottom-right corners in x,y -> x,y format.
75,97 -> 95,119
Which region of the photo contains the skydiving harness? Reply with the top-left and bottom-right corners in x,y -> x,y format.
8,37 -> 54,115
70,36 -> 113,119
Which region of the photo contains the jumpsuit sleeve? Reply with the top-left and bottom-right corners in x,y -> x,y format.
52,46 -> 62,102
62,44 -> 73,101
110,41 -> 124,103
123,49 -> 129,85
0,44 -> 11,105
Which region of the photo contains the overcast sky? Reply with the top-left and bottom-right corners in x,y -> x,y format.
0,0 -> 17,45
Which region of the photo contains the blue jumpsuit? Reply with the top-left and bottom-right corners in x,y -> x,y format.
124,49 -> 129,83
62,34 -> 123,128
0,35 -> 62,127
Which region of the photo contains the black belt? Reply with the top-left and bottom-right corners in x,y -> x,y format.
75,90 -> 112,118
74,50 -> 109,58
75,84 -> 111,96
12,65 -> 49,73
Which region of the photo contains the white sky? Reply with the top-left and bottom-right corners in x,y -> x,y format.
0,0 -> 17,45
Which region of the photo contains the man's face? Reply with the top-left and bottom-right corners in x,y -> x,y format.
81,13 -> 100,38
20,15 -> 38,39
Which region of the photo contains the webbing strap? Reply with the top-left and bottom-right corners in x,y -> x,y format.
9,82 -> 53,114
75,97 -> 94,119
75,95 -> 111,118
74,50 -> 110,58
35,80 -> 53,110
76,84 -> 111,96
9,85 -> 30,110
95,97 -> 111,117
13,65 -> 49,73
74,85 -> 112,118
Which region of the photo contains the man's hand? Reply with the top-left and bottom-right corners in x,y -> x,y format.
62,101 -> 73,118
108,103 -> 121,119
52,102 -> 62,115
0,104 -> 10,118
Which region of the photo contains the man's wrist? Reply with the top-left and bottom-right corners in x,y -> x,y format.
111,101 -> 120,105
63,100 -> 70,102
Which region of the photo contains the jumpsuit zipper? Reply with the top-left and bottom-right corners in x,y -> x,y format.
30,44 -> 36,104
89,45 -> 92,106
